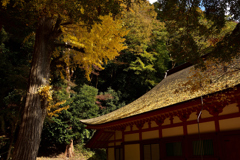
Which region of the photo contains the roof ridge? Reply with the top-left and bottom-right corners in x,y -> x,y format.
167,53 -> 211,76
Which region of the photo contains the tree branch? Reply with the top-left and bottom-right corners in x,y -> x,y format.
61,21 -> 88,27
61,22 -> 73,26
54,42 -> 85,53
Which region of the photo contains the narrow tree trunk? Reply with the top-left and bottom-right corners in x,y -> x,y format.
6,121 -> 18,160
65,140 -> 74,158
12,17 -> 55,160
66,58 -> 71,96
172,61 -> 176,69
64,58 -> 74,158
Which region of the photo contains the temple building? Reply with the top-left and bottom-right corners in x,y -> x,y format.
80,59 -> 240,160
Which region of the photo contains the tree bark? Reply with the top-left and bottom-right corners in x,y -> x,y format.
65,140 -> 74,158
12,17 -> 55,160
66,55 -> 71,97
64,58 -> 75,158
6,120 -> 18,160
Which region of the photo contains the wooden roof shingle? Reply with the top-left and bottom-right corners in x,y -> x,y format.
80,59 -> 240,125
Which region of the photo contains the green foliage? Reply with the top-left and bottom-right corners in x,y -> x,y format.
97,87 -> 125,115
0,27 -> 31,106
87,148 -> 107,160
93,2 -> 170,103
120,2 -> 170,85
41,84 -> 123,146
42,84 -> 99,145
71,84 -> 99,119
74,144 -> 106,160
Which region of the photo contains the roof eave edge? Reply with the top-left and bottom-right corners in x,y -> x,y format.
82,84 -> 240,129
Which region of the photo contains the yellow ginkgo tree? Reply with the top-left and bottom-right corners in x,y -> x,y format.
59,14 -> 129,80
0,0 -> 138,159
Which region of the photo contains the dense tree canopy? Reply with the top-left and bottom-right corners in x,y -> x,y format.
92,2 -> 170,103
157,0 -> 240,64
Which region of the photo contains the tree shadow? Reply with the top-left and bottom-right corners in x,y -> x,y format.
38,143 -> 65,158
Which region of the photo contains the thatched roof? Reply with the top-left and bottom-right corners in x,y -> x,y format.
80,59 -> 240,125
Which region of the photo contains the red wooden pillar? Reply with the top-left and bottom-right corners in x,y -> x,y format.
114,131 -> 116,146
136,122 -> 144,141
154,116 -> 164,139
179,111 -> 190,136
120,127 -> 125,143
179,110 -> 191,159
214,115 -> 220,132
120,126 -> 126,160
206,104 -> 224,133
159,125 -> 162,138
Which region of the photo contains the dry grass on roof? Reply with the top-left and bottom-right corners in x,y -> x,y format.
80,58 -> 240,125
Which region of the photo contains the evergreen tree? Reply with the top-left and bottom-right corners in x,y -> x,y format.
41,84 -> 98,147
157,0 -> 240,64
93,2 -> 169,103
40,84 -> 124,154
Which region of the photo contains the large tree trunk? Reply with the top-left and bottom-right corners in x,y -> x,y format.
12,17 -> 55,160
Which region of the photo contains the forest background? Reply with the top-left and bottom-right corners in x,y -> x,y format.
0,0 -> 239,159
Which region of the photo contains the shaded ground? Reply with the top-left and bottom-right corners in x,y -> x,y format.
37,146 -> 87,160
37,144 -> 106,160
37,153 -> 86,160
38,145 -> 65,158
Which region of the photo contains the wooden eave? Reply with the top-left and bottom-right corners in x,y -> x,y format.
84,84 -> 240,130
85,130 -> 114,148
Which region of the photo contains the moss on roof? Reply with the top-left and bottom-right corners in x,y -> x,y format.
81,59 -> 240,125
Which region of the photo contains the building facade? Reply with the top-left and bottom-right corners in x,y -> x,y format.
81,61 -> 240,160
